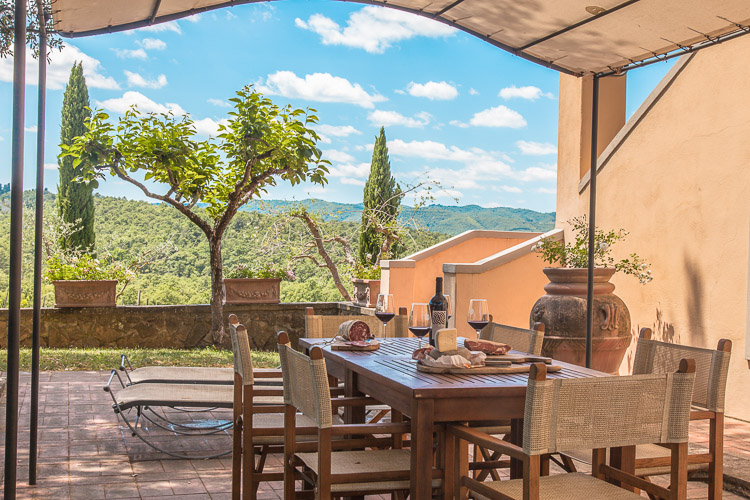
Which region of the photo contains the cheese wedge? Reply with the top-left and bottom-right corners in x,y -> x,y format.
435,328 -> 458,353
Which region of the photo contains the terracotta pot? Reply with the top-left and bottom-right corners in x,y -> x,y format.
351,279 -> 380,308
530,267 -> 631,374
223,278 -> 281,304
53,280 -> 117,308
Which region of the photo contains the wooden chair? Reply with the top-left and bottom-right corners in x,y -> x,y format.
449,359 -> 697,500
480,321 -> 545,356
277,333 -> 442,498
229,317 -> 320,500
305,306 -> 409,338
471,321 -> 546,481
561,328 -> 732,500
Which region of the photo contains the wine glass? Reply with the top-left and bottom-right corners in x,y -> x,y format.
375,293 -> 395,338
444,294 -> 453,327
409,303 -> 431,350
467,299 -> 490,339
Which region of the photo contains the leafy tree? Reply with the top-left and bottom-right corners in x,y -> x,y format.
61,86 -> 329,344
58,62 -> 96,253
0,0 -> 63,59
359,127 -> 401,266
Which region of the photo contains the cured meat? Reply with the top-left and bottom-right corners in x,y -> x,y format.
338,320 -> 371,342
464,339 -> 511,355
412,347 -> 434,361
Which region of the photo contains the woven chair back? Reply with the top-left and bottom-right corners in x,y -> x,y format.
305,313 -> 408,338
278,344 -> 333,429
522,371 -> 695,456
633,338 -> 731,412
229,321 -> 254,387
481,322 -> 544,355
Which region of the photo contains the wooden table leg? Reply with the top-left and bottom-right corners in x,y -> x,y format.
343,368 -> 365,425
510,418 -> 524,479
610,445 -> 637,492
411,398 -> 435,499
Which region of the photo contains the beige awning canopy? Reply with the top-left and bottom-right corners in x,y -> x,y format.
53,0 -> 750,75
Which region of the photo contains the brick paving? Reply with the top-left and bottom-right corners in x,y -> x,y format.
0,370 -> 748,499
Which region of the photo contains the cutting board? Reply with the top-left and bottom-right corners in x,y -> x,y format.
331,341 -> 380,351
416,363 -> 562,375
485,353 -> 552,365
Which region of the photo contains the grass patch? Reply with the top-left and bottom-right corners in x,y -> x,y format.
0,347 -> 280,372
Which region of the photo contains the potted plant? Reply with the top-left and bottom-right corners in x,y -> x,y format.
45,254 -> 134,308
530,216 -> 651,373
223,264 -> 295,305
351,262 -> 381,308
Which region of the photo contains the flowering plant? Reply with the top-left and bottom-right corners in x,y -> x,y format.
226,263 -> 296,281
532,216 -> 652,284
44,254 -> 134,282
352,262 -> 381,280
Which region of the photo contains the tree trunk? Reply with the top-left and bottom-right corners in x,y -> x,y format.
208,235 -> 226,345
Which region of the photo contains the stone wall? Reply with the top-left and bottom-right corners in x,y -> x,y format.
0,302 -> 363,351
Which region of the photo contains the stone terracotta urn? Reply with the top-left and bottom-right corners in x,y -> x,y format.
53,280 -> 117,307
223,278 -> 281,304
351,279 -> 380,308
530,267 -> 631,374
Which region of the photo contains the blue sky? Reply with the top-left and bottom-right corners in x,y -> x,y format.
0,0 -> 673,213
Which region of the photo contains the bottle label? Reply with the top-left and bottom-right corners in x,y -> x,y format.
431,311 -> 447,340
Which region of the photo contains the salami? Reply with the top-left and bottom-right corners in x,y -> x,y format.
412,346 -> 434,361
464,339 -> 511,355
338,320 -> 371,341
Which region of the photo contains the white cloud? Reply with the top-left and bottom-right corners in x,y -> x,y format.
340,178 -> 365,186
449,120 -> 469,129
516,140 -> 557,155
256,71 -> 386,108
327,162 -> 370,178
193,117 -> 229,136
207,98 -> 231,108
124,71 -> 167,89
517,163 -> 557,182
537,187 -> 556,194
499,85 -> 554,101
225,11 -> 238,20
131,21 -> 183,34
0,45 -> 119,90
316,124 -> 361,138
469,105 -> 526,128
24,125 -> 37,133
0,136 -> 3,141
184,14 -> 202,23
323,149 -> 355,163
406,81 -> 458,100
368,110 -> 430,128
44,163 -> 58,170
295,6 -> 454,54
137,38 -> 166,50
495,185 -> 522,193
114,48 -> 148,60
96,91 -> 186,115
469,88 -> 479,96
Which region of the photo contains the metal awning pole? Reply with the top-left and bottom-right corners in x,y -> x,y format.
585,75 -> 600,369
29,0 -> 48,486
4,0 -> 27,495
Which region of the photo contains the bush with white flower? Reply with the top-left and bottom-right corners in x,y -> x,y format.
532,216 -> 652,284
226,263 -> 296,281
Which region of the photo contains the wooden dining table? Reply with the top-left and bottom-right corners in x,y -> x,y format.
298,336 -> 615,499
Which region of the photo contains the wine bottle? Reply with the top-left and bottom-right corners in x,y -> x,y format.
428,277 -> 448,346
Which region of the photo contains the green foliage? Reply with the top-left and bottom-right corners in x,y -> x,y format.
226,263 -> 295,281
57,61 -> 96,253
0,346 -> 279,371
359,127 -> 401,265
352,263 -> 381,280
533,216 -> 652,284
44,253 -> 134,282
0,0 -> 63,59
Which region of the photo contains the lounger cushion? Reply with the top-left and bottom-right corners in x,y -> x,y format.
126,366 -> 282,385
113,383 -> 283,410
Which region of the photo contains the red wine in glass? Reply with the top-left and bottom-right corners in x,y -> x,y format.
409,326 -> 431,339
467,299 -> 490,339
375,312 -> 395,324
468,320 -> 489,331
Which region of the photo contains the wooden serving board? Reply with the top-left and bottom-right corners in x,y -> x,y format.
416,363 -> 562,375
331,341 -> 380,351
486,353 -> 552,364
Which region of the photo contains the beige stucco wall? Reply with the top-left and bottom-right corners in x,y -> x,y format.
557,39 -> 750,419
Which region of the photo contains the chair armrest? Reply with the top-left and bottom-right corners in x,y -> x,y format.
331,422 -> 410,436
330,397 -> 378,408
253,370 -> 282,378
103,369 -> 127,392
448,424 -> 526,461
690,409 -> 716,420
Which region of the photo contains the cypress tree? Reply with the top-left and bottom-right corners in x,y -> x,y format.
359,127 -> 401,265
58,62 -> 95,253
